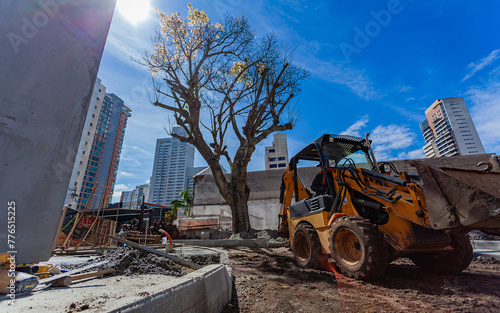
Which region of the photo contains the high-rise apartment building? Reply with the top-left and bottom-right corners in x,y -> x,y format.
265,133 -> 289,170
149,127 -> 195,206
65,80 -> 131,210
121,184 -> 150,210
420,97 -> 484,158
101,94 -> 132,206
120,190 -> 134,208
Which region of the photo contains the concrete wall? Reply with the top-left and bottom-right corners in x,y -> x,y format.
0,0 -> 116,263
192,166 -> 319,230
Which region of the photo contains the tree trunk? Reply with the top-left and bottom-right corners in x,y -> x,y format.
228,181 -> 251,233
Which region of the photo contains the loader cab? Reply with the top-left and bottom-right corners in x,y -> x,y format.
288,134 -> 373,200
320,136 -> 373,171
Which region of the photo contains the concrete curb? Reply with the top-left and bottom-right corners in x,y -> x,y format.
110,264 -> 232,313
471,240 -> 500,260
173,238 -> 268,248
471,240 -> 500,250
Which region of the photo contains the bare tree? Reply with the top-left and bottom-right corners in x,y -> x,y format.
140,5 -> 309,233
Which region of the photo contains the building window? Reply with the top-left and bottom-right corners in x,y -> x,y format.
90,123 -> 93,126
269,164 -> 277,168
278,163 -> 286,168
269,157 -> 276,162
278,157 -> 286,161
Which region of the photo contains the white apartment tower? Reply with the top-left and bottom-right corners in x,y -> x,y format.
265,133 -> 289,170
420,97 -> 484,158
149,127 -> 195,206
65,78 -> 106,208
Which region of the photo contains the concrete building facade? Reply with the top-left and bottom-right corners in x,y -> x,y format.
265,133 -> 289,170
65,78 -> 106,207
120,190 -> 134,209
102,97 -> 132,206
0,0 -> 116,263
149,127 -> 195,206
420,97 -> 485,158
121,184 -> 150,210
65,90 -> 131,211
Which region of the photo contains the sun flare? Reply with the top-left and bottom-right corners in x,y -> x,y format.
116,0 -> 151,25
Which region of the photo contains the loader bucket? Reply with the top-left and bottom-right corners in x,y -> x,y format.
410,160 -> 500,230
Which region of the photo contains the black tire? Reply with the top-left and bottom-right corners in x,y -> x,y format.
409,233 -> 473,275
329,216 -> 389,280
292,223 -> 321,269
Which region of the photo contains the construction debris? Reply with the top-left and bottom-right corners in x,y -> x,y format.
230,228 -> 289,245
99,246 -> 185,276
109,235 -> 202,270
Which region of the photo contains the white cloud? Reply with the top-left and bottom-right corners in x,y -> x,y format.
371,124 -> 416,150
465,75 -> 500,153
340,115 -> 369,138
112,191 -> 122,203
111,183 -> 132,203
462,49 -> 500,81
405,97 -> 415,102
114,183 -> 130,192
303,58 -> 378,100
118,171 -> 134,177
397,149 -> 425,160
370,124 -> 418,161
339,118 -> 420,161
129,144 -> 154,156
398,85 -> 412,92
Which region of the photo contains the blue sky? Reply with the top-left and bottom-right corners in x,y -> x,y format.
98,0 -> 500,201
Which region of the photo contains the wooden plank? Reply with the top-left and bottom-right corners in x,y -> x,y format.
108,235 -> 202,270
62,212 -> 80,248
52,206 -> 67,251
71,268 -> 115,281
39,260 -> 109,285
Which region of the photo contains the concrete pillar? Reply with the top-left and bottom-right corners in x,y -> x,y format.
0,0 -> 116,263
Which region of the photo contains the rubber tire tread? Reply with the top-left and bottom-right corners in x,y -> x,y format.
409,233 -> 473,275
292,223 -> 321,269
329,216 -> 389,280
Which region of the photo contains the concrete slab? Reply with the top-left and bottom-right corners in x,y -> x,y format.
471,240 -> 500,261
2,247 -> 232,313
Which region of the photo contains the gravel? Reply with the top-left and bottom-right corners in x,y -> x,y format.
60,246 -> 185,277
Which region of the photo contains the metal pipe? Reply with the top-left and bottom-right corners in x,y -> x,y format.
361,168 -> 408,186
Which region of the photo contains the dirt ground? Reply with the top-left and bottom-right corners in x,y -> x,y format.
222,247 -> 500,313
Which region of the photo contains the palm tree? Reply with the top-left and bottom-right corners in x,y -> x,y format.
166,189 -> 193,224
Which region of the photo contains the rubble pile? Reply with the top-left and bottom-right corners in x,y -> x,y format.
474,256 -> 500,265
468,230 -> 500,241
106,246 -> 185,276
230,228 -> 289,245
179,253 -> 220,266
64,246 -> 186,277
